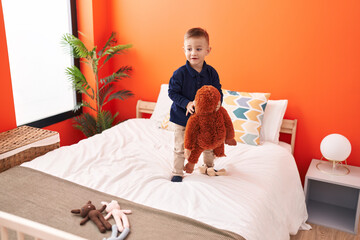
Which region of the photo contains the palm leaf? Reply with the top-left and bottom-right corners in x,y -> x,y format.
96,110 -> 118,132
99,66 -> 132,91
92,58 -> 99,74
73,113 -> 98,137
98,32 -> 117,56
103,90 -> 134,106
99,72 -> 130,91
99,84 -> 115,107
65,65 -> 94,99
61,33 -> 89,58
74,100 -> 97,112
116,66 -> 132,74
102,44 -> 132,66
81,101 -> 97,112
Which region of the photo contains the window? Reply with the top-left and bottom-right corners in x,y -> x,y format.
2,0 -> 79,127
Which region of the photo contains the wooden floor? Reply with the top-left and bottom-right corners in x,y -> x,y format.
290,221 -> 360,240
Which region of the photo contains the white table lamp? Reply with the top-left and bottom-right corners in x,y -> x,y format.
316,133 -> 352,175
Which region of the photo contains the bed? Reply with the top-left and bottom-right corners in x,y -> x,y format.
0,84 -> 310,240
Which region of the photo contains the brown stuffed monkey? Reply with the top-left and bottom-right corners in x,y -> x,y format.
71,200 -> 112,233
184,85 -> 236,173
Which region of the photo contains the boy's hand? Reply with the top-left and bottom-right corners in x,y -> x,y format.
186,101 -> 195,116
184,162 -> 195,174
184,149 -> 191,159
216,101 -> 221,111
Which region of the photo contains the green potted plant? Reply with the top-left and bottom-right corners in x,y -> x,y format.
61,32 -> 133,137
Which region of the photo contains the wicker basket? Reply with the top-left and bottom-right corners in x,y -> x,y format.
0,126 -> 60,172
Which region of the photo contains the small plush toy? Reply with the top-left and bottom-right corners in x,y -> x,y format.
101,200 -> 131,234
198,164 -> 227,176
184,85 -> 236,174
103,224 -> 130,240
71,200 -> 112,233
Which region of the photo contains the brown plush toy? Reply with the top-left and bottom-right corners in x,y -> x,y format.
71,200 -> 112,233
184,85 -> 236,174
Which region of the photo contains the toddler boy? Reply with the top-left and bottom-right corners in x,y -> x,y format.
168,27 -> 223,182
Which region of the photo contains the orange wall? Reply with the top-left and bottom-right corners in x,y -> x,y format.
0,0 -> 16,132
104,0 -> 360,181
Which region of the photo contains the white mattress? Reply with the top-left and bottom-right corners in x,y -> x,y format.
22,119 -> 309,240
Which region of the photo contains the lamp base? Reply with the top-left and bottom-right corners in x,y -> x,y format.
316,160 -> 350,176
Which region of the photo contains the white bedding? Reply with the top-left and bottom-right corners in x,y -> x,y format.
22,118 -> 309,240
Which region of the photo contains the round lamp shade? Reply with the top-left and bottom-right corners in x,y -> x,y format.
320,134 -> 351,162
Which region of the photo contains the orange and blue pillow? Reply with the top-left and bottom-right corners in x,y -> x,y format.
222,90 -> 270,146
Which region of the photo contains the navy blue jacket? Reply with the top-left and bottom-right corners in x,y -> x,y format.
168,61 -> 223,127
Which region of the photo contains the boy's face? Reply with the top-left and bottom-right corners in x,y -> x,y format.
183,37 -> 211,71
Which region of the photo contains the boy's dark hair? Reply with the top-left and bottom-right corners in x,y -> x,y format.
184,28 -> 209,45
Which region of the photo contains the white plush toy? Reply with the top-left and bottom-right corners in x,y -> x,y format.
101,200 -> 131,239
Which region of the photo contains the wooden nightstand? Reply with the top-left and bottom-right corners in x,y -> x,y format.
304,159 -> 360,234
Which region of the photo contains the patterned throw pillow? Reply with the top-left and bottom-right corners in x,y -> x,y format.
222,90 -> 270,146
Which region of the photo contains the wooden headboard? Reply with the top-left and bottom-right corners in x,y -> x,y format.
136,100 -> 297,155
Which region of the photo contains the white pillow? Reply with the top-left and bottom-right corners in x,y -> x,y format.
150,84 -> 172,122
260,100 -> 288,144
